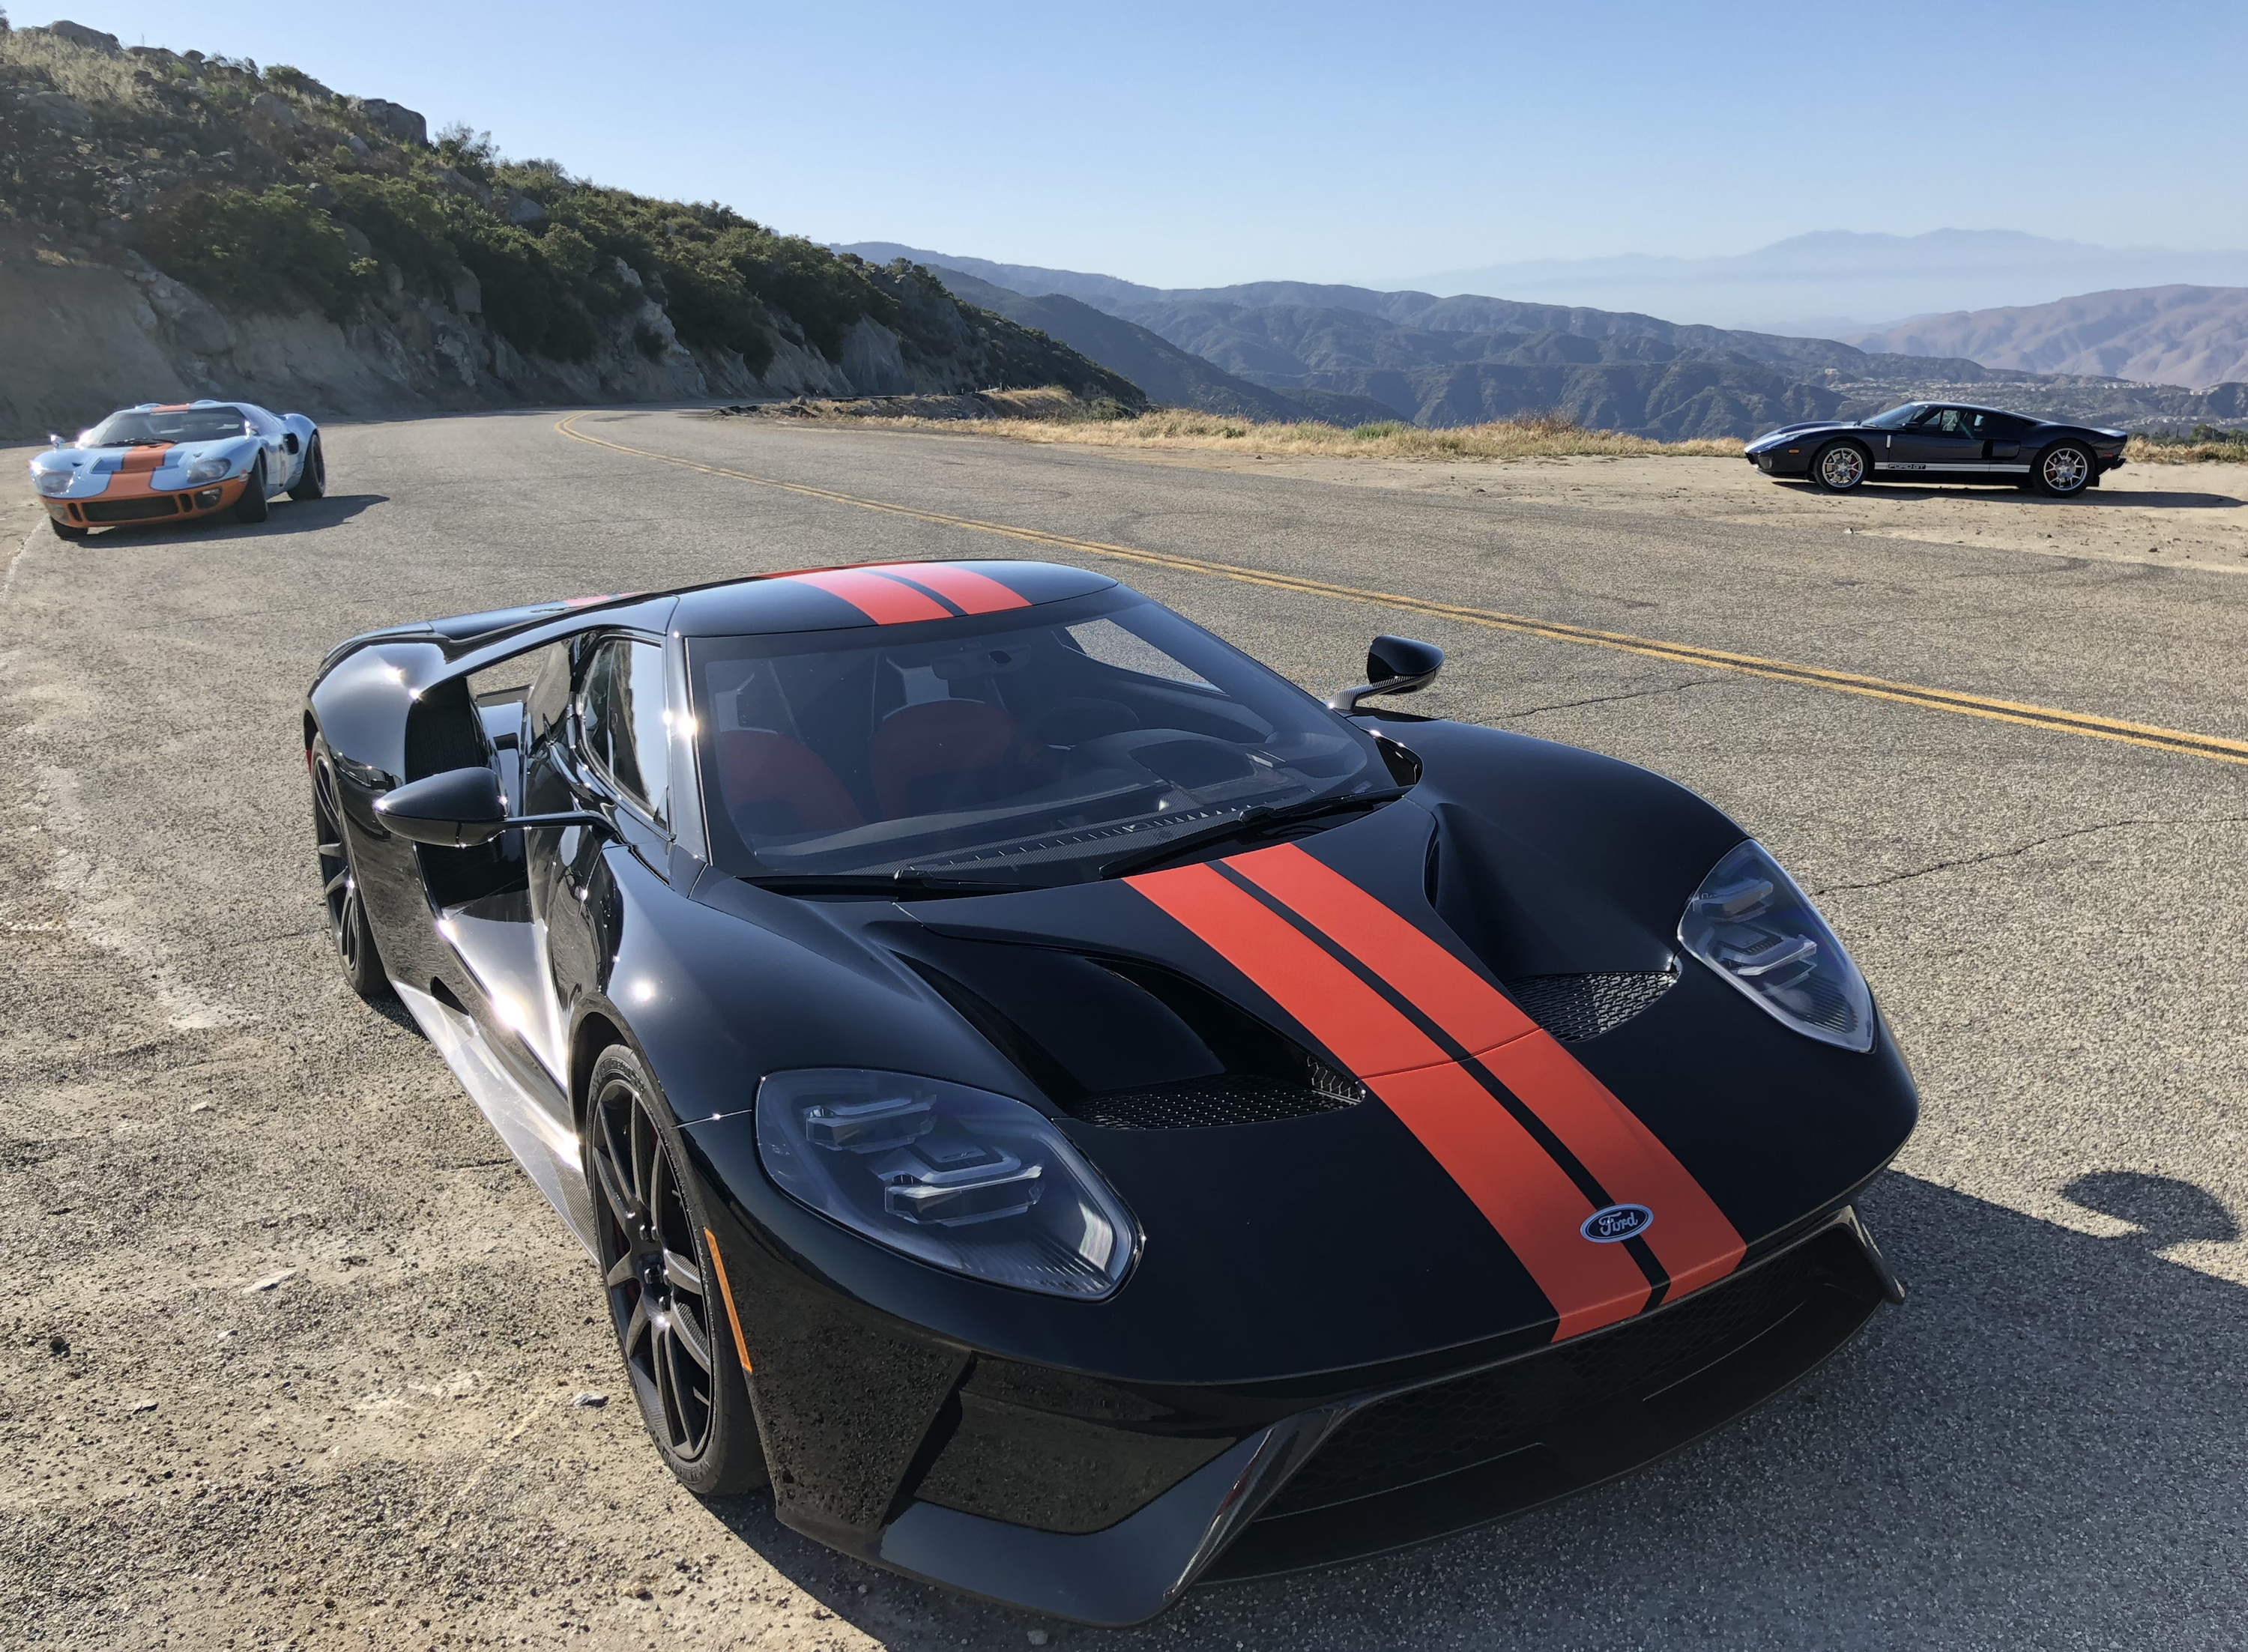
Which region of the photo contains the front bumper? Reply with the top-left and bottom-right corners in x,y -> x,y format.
43,473 -> 247,529
692,1146 -> 1900,1624
1748,447 -> 1812,476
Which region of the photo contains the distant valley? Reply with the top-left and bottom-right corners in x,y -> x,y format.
843,242 -> 2248,441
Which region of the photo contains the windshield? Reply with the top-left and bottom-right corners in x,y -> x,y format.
689,590 -> 1397,886
82,406 -> 251,446
1860,403 -> 1927,431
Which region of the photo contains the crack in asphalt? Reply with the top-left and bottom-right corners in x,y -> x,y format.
1813,814 -> 2248,895
1502,677 -> 1730,719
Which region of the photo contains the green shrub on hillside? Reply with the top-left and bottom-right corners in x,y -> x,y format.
140,185 -> 368,320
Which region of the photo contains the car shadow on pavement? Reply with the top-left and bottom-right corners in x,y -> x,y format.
1773,480 -> 2242,509
694,1170 -> 2248,1648
74,494 -> 388,546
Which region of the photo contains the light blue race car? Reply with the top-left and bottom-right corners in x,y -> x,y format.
31,399 -> 324,539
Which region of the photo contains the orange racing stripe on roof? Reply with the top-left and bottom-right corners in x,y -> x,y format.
877,563 -> 1032,614
780,566 -> 953,624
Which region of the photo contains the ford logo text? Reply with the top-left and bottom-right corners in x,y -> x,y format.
1581,1203 -> 1654,1243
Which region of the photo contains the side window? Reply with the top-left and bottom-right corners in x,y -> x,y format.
578,638 -> 671,825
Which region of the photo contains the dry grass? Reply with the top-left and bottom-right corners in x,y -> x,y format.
728,390 -> 1744,461
2127,434 -> 2248,465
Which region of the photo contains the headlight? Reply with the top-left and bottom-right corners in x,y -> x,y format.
34,469 -> 73,496
186,458 -> 232,483
1679,840 -> 1874,1051
756,1069 -> 1137,1299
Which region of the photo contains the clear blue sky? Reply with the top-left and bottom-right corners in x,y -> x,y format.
25,1 -> 2244,286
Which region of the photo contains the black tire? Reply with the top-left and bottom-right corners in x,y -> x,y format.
234,456 -> 270,522
49,515 -> 86,540
310,739 -> 389,1001
1810,440 -> 1869,492
584,1044 -> 767,1495
2035,443 -> 2094,497
288,435 -> 326,500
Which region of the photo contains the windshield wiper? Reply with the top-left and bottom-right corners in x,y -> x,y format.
1098,789 -> 1406,880
743,871 -> 1038,900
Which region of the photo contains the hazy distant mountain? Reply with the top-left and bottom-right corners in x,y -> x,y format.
1395,231 -> 2248,334
1849,285 -> 2248,390
841,240 -> 2248,437
925,269 -> 1307,420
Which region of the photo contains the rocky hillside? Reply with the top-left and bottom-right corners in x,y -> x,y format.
0,21 -> 1143,439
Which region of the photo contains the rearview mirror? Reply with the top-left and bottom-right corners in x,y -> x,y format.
1326,635 -> 1445,713
372,766 -> 608,847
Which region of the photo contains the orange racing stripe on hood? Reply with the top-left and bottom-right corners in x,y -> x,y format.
1225,841 -> 1746,1299
105,444 -> 175,499
1126,860 -> 1651,1339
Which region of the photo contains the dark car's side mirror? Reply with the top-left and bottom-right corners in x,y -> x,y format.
373,766 -> 608,847
1326,635 -> 1445,713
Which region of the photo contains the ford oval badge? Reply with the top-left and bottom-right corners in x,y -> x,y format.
1581,1203 -> 1653,1243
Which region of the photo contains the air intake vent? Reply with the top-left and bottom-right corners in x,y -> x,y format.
1503,969 -> 1676,1043
1072,1068 -> 1362,1130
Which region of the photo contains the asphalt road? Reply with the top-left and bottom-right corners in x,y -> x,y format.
4,409 -> 2244,1650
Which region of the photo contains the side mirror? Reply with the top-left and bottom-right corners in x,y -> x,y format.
1326,635 -> 1445,714
284,432 -> 301,454
49,432 -> 64,450
372,766 -> 608,847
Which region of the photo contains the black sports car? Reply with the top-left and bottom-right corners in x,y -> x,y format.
1746,402 -> 2127,495
304,560 -> 1917,1624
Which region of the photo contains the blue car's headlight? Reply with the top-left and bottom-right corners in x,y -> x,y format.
756,1069 -> 1137,1298
34,468 -> 73,496
1679,841 -> 1875,1051
186,457 -> 232,483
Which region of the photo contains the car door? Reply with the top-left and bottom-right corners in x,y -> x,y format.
527,633 -> 675,1048
1885,405 -> 1980,474
241,405 -> 291,491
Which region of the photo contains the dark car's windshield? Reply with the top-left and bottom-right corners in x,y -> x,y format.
689,591 -> 1397,886
82,406 -> 251,446
1860,403 -> 1928,430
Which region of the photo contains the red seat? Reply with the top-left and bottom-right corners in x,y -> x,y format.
715,730 -> 862,837
869,701 -> 1035,819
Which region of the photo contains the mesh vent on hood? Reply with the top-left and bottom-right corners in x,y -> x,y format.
1502,969 -> 1676,1043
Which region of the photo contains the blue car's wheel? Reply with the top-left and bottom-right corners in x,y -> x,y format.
288,435 -> 326,501
234,455 -> 270,523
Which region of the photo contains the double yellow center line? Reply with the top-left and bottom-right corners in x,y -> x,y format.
557,414 -> 2248,769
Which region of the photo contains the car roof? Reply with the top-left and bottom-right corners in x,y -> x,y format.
671,559 -> 1117,637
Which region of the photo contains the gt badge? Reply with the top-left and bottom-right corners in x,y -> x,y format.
1582,1204 -> 1654,1243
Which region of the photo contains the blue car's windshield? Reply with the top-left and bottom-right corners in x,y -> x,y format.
1860,404 -> 1927,430
82,406 -> 251,446
688,591 -> 1395,886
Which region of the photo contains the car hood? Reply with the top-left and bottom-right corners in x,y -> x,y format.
31,437 -> 259,497
1746,420 -> 1858,451
678,742 -> 1917,1379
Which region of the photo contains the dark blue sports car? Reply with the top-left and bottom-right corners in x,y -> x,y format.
1746,402 -> 2127,496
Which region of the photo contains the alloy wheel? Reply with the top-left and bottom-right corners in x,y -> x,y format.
312,756 -> 365,977
1819,446 -> 1864,488
2042,447 -> 2088,491
589,1076 -> 719,1459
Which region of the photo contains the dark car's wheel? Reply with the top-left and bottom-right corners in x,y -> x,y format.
1810,440 -> 1869,492
584,1044 -> 767,1495
2036,443 -> 2094,497
49,515 -> 86,540
234,456 -> 270,522
310,739 -> 389,1000
288,435 -> 326,500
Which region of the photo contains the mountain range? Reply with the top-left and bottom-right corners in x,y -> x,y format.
1849,285 -> 2248,389
841,242 -> 2248,440
1392,230 -> 2248,335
